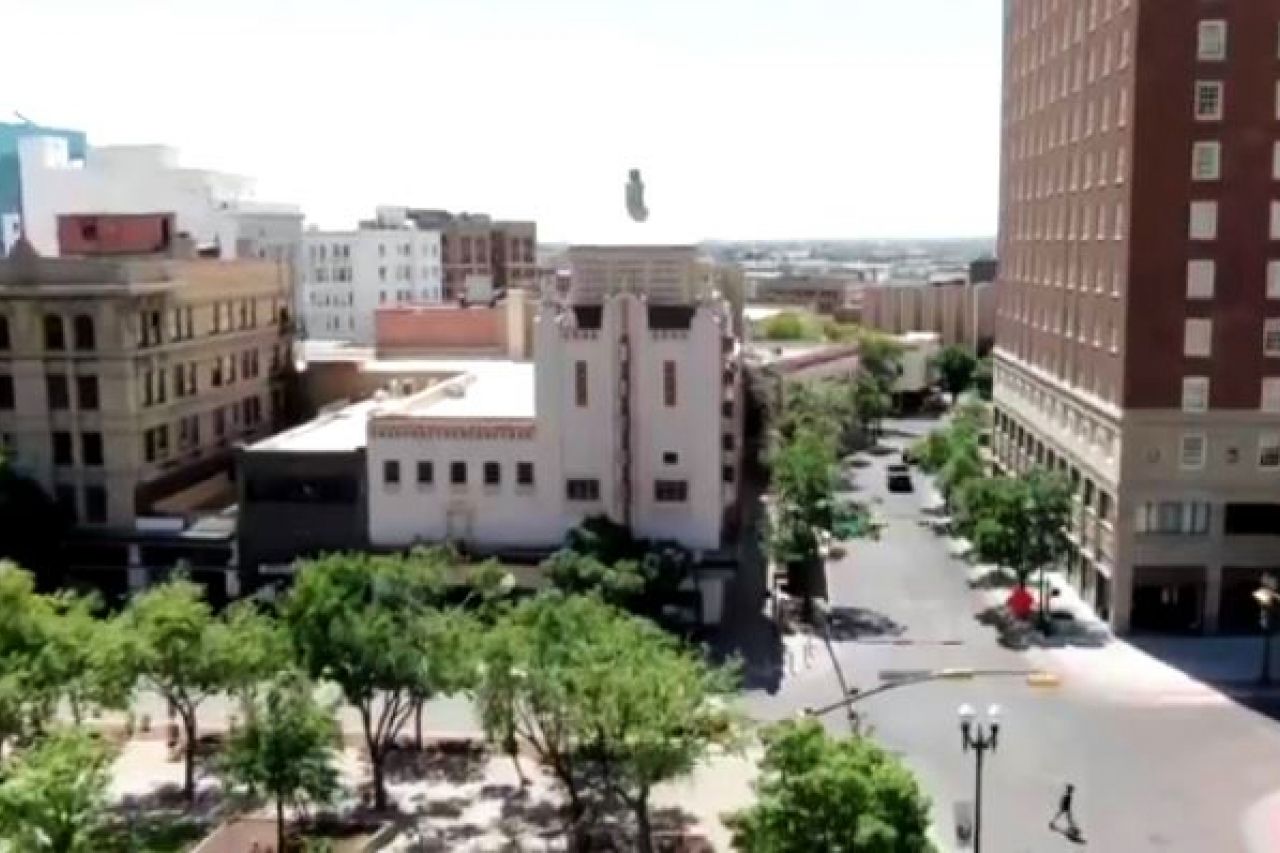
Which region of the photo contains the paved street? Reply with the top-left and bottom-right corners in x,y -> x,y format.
740,417 -> 1280,853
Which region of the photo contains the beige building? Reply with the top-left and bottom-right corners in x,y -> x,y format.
860,279 -> 995,350
0,237 -> 294,531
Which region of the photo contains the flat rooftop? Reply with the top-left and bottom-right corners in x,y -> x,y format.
246,398 -> 380,453
387,361 -> 535,419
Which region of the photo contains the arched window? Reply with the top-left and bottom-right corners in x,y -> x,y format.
73,314 -> 95,351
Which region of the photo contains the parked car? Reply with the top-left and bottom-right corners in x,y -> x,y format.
887,470 -> 914,493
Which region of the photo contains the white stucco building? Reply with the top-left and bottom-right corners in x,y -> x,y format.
364,245 -> 742,552
15,137 -> 301,262
300,221 -> 444,344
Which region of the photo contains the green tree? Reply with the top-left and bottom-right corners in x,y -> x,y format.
221,672 -> 340,853
0,729 -> 116,853
542,549 -> 646,605
39,592 -> 132,726
758,311 -> 822,342
973,356 -> 993,401
285,552 -> 444,811
726,719 -> 934,853
969,469 -> 1072,611
857,332 -> 904,393
121,578 -> 266,804
0,563 -> 58,756
931,345 -> 979,399
851,374 -> 892,443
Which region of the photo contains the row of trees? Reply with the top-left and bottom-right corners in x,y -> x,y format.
914,411 -> 1072,618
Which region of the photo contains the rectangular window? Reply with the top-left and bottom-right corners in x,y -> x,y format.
1263,378 -> 1280,413
1187,260 -> 1215,299
0,316 -> 8,350
1272,203 -> 1280,240
72,375 -> 98,411
723,465 -> 736,484
52,431 -> 73,466
654,479 -> 689,503
574,360 -> 588,407
1197,20 -> 1227,61
1185,318 -> 1213,357
1261,434 -> 1280,470
416,461 -> 434,485
1194,81 -> 1223,121
1180,433 -> 1207,470
662,451 -> 679,465
81,432 -> 103,466
1266,320 -> 1280,356
383,460 -> 400,486
451,461 -> 467,485
662,360 -> 677,407
1182,377 -> 1209,412
516,462 -> 534,487
1190,201 -> 1218,239
44,315 -> 64,351
84,486 -> 107,524
1191,141 -> 1220,181
722,433 -> 736,452
483,461 -> 501,487
46,375 -> 69,410
566,478 -> 600,501
1274,142 -> 1280,180
0,375 -> 11,410
1269,263 -> 1280,300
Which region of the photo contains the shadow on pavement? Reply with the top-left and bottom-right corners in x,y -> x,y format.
823,605 -> 907,641
975,605 -> 1109,650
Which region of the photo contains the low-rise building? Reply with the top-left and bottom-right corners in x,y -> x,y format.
860,278 -> 994,350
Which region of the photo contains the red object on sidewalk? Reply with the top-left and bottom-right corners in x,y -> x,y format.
1007,585 -> 1035,619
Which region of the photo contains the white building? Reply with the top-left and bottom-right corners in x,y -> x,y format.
15,137 -> 301,261
300,222 -> 444,344
364,245 -> 741,552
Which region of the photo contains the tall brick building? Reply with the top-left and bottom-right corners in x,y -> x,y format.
993,0 -> 1280,633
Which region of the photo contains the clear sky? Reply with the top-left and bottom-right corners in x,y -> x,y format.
4,0 -> 1003,243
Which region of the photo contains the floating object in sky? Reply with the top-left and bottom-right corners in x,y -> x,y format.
626,168 -> 649,223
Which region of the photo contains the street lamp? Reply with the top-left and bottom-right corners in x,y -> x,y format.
958,703 -> 1001,853
1254,573 -> 1277,686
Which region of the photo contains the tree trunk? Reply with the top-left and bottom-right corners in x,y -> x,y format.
413,698 -> 424,751
277,796 -> 286,853
181,709 -> 198,807
635,791 -> 655,853
371,747 -> 388,811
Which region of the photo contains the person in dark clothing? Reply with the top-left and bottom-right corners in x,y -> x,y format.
1050,783 -> 1083,841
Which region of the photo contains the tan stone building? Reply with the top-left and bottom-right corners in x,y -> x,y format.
0,237 -> 294,532
860,279 -> 995,350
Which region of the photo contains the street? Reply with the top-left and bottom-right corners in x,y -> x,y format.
739,417 -> 1280,853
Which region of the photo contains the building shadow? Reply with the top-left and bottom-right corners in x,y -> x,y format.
822,605 -> 907,641
974,605 -> 1109,650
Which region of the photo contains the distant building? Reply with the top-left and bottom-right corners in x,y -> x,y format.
376,207 -> 537,300
374,289 -> 533,360
860,278 -> 994,350
0,120 -> 87,255
299,218 -> 443,344
747,273 -> 863,316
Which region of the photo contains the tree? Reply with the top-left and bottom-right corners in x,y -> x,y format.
757,311 -> 822,342
851,374 -> 892,443
286,552 -> 447,811
0,729 -> 116,853
973,356 -> 993,401
543,549 -> 646,605
726,719 -> 934,853
39,592 -> 132,726
0,563 -> 59,757
121,577 -> 267,804
221,672 -> 340,853
931,345 -> 979,399
857,332 -> 904,393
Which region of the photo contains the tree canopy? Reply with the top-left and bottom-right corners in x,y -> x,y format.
969,469 -> 1072,590
726,720 -> 934,853
0,729 -> 116,853
930,345 -> 979,398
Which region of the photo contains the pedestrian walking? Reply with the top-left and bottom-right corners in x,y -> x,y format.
1049,783 -> 1083,841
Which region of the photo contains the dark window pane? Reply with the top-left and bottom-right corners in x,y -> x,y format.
0,316 -> 9,350
451,461 -> 467,485
383,460 -> 400,485
417,461 -> 434,484
52,432 -> 73,466
44,315 -> 64,350
85,486 -> 107,523
73,315 -> 95,351
0,375 -> 12,410
484,462 -> 501,486
77,376 -> 99,410
517,462 -> 534,486
81,433 -> 103,466
46,375 -> 69,410
654,479 -> 689,503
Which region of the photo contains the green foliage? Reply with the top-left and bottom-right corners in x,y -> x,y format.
475,594 -> 739,850
857,332 -> 905,392
973,356 -> 993,401
0,563 -> 61,752
0,729 -> 116,853
564,514 -> 643,565
40,592 -> 132,726
757,311 -> 823,342
221,671 -> 340,853
726,720 -> 934,853
554,517 -> 697,622
543,549 -> 646,605
851,374 -> 892,440
968,468 -> 1072,589
930,345 -> 979,398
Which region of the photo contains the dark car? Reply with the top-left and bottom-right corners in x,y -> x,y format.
887,470 -> 914,493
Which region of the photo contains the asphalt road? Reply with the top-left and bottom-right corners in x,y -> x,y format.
740,417 -> 1280,853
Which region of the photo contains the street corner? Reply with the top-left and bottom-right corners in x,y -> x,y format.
1241,789 -> 1280,853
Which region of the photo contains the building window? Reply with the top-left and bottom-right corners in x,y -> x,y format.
1194,81 -> 1223,121
1266,320 -> 1280,356
662,360 -> 677,407
1136,501 -> 1211,535
73,315 -> 95,351
566,478 -> 600,501
84,486 -> 107,524
0,375 -> 11,410
383,460 -> 401,486
416,461 -> 434,486
1273,142 -> 1280,180
1262,434 -> 1280,469
1180,433 -> 1207,470
81,432 -> 103,467
574,361 -> 588,407
451,461 -> 467,486
1263,378 -> 1280,414
45,375 -> 69,410
52,431 -> 73,466
723,465 -> 736,484
722,433 -> 736,452
1190,201 -> 1218,239
1182,377 -> 1209,412
1197,20 -> 1227,61
1184,318 -> 1213,358
1191,142 -> 1220,181
1272,203 -> 1280,240
76,376 -> 98,411
516,462 -> 534,487
662,451 -> 679,465
483,461 -> 501,487
0,316 -> 8,350
654,479 -> 689,503
44,315 -> 65,351
1187,260 -> 1215,299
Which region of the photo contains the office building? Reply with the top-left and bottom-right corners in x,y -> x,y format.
993,0 -> 1280,633
861,278 -> 995,349
377,207 -> 537,300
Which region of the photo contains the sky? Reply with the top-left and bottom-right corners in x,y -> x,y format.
3,0 -> 1003,243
